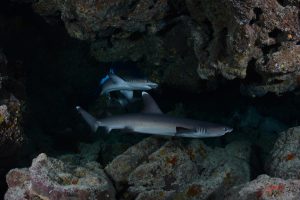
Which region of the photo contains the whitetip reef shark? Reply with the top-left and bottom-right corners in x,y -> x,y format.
100,71 -> 158,101
76,92 -> 233,138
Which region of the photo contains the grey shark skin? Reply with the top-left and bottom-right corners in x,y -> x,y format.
76,92 -> 233,138
101,74 -> 158,99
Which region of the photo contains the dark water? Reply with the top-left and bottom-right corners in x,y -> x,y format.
1,0 -> 300,198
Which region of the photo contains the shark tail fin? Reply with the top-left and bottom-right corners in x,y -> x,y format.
76,106 -> 101,132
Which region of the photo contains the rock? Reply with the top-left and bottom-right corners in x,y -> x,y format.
0,96 -> 24,159
0,50 -> 25,196
239,106 -> 263,128
225,174 -> 300,200
59,140 -> 102,165
259,117 -> 287,135
228,106 -> 286,161
5,153 -> 116,200
0,50 -> 24,159
107,138 -> 251,199
4,168 -> 30,200
135,190 -> 176,200
128,141 -> 200,195
187,0 -> 300,96
235,106 -> 287,134
105,137 -> 164,190
175,141 -> 251,200
32,0 -> 300,96
266,126 -> 300,179
90,16 -> 201,91
32,0 -> 170,40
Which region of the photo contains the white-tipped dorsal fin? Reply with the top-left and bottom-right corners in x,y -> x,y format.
109,73 -> 126,84
142,92 -> 163,114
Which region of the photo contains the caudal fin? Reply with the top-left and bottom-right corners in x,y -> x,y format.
76,106 -> 100,132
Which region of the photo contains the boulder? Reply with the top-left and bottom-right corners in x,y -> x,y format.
266,126 -> 300,179
106,138 -> 251,199
5,153 -> 116,200
225,174 -> 300,200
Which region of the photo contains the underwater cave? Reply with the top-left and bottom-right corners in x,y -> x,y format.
1,0 -> 300,199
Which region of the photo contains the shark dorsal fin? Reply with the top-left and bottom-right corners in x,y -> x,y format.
142,92 -> 163,114
109,74 -> 126,84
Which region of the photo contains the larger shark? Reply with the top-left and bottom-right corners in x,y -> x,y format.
76,92 -> 233,138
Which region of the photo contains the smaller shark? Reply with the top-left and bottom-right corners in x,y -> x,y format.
76,92 -> 233,138
100,71 -> 158,102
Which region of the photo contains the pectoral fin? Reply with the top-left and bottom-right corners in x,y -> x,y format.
175,127 -> 195,135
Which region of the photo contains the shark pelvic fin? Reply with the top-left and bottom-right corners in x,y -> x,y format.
76,106 -> 100,132
120,90 -> 133,100
141,92 -> 163,114
109,68 -> 115,74
104,127 -> 112,133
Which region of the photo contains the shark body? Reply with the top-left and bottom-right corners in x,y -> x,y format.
100,73 -> 158,101
76,92 -> 233,138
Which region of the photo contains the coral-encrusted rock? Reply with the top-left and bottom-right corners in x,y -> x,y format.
0,50 -> 24,159
170,140 -> 251,200
32,0 -> 169,40
114,139 -> 251,199
225,174 -> 300,200
0,50 -> 25,196
105,137 -> 164,190
0,96 -> 24,159
266,126 -> 300,179
32,0 -> 300,96
5,153 -> 116,200
4,168 -> 30,200
128,141 -> 200,194
187,0 -> 300,96
135,190 -> 176,200
59,140 -> 102,165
